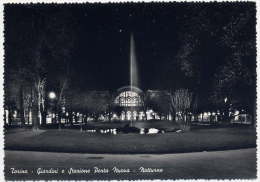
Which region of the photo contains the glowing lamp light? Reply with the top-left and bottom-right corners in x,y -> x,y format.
49,92 -> 56,99
224,97 -> 228,103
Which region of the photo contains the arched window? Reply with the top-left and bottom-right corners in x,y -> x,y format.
115,91 -> 142,107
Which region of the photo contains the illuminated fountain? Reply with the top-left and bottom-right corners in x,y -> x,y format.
114,34 -> 142,123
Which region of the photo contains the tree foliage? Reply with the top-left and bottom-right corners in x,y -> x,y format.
174,5 -> 256,122
67,90 -> 111,121
5,7 -> 78,128
145,91 -> 171,119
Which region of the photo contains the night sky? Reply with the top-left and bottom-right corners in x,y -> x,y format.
5,3 -> 256,92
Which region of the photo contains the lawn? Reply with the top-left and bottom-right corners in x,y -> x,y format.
5,127 -> 256,154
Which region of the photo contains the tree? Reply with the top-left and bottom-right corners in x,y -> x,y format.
142,92 -> 150,120
5,7 -> 79,129
211,56 -> 255,123
170,89 -> 193,131
6,39 -> 47,130
67,90 -> 112,123
5,7 -> 50,130
44,8 -> 77,127
211,7 -> 256,124
22,87 -> 34,125
172,6 -> 256,126
145,91 -> 171,120
86,91 -> 111,121
31,42 -> 48,130
4,73 -> 20,125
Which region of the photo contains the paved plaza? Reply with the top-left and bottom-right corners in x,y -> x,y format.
5,148 -> 256,180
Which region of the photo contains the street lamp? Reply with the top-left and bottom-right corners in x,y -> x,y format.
48,91 -> 57,125
224,97 -> 228,103
223,97 -> 228,122
48,92 -> 56,100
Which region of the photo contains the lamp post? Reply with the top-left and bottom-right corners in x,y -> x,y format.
224,97 -> 228,123
48,92 -> 56,125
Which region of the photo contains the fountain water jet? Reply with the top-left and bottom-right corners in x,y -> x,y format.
130,34 -> 138,90
129,34 -> 139,124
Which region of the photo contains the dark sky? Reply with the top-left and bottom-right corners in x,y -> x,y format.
5,3 -> 256,92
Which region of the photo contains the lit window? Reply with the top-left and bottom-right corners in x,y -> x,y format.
115,91 -> 142,107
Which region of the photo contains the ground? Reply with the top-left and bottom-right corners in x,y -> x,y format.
5,127 -> 256,153
4,126 -> 256,180
5,148 -> 256,180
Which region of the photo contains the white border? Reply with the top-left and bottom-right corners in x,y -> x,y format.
0,1 -> 4,182
0,0 -> 259,182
